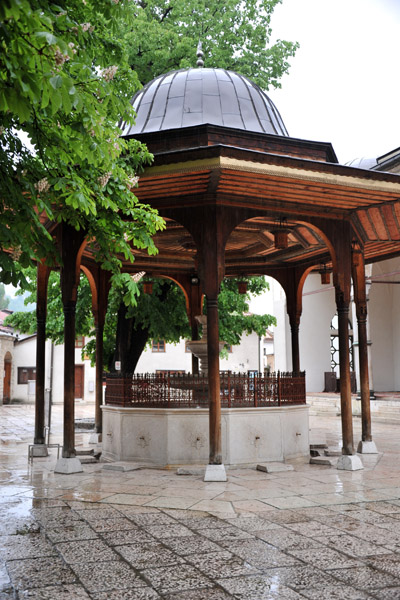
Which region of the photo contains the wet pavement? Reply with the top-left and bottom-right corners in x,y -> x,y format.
1,402 -> 400,599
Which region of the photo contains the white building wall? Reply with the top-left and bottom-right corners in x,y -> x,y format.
271,280 -> 290,372
12,336 -> 96,403
393,279 -> 400,390
369,258 -> 400,392
220,332 -> 260,373
12,336 -> 37,402
136,332 -> 263,374
0,334 -> 15,402
136,339 -> 192,373
300,274 -> 336,392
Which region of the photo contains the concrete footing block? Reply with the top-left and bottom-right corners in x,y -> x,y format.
357,440 -> 378,454
30,444 -> 48,457
54,457 -> 83,474
204,464 -> 227,482
337,455 -> 364,471
310,456 -> 337,466
257,463 -> 294,473
102,462 -> 145,472
324,448 -> 342,456
89,433 -> 102,444
176,467 -> 204,476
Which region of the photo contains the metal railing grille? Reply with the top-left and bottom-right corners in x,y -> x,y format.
105,371 -> 306,409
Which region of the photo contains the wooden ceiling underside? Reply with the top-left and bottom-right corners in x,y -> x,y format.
126,156 -> 400,276
136,165 -> 400,220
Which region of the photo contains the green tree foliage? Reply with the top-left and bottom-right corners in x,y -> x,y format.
0,283 -> 10,309
6,270 -> 275,373
0,0 -> 164,288
4,268 -> 93,342
4,1 -> 290,368
216,277 -> 275,348
126,0 -> 299,89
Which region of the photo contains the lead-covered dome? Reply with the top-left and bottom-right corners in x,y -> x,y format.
121,67 -> 288,137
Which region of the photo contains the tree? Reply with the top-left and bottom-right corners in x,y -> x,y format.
6,268 -> 94,343
125,0 -> 299,90
107,277 -> 276,372
5,1 -> 293,368
0,0 -> 164,289
6,269 -> 276,373
0,283 -> 10,309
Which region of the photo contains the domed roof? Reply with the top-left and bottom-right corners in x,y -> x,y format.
121,67 -> 288,137
345,157 -> 378,170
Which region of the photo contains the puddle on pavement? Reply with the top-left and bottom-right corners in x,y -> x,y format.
3,498 -> 34,519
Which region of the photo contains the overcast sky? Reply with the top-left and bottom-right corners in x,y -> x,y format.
268,0 -> 400,164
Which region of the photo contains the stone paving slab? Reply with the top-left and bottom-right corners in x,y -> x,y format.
2,404 -> 400,598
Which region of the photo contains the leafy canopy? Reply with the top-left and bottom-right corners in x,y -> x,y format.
4,1 -> 291,366
6,270 -> 276,369
0,283 -> 10,309
126,0 -> 299,89
0,0 -> 164,288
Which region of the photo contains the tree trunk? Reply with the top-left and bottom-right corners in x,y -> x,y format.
111,283 -> 172,374
111,303 -> 150,373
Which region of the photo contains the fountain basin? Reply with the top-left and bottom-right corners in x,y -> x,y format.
102,404 -> 309,466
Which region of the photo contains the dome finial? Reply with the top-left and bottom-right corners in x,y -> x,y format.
196,41 -> 204,68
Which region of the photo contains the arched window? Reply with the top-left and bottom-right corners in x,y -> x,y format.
330,314 -> 354,375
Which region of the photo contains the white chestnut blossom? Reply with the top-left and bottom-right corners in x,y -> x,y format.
127,175 -> 139,188
54,47 -> 70,66
97,172 -> 111,188
101,65 -> 118,81
10,246 -> 22,261
34,178 -> 50,193
131,271 -> 146,283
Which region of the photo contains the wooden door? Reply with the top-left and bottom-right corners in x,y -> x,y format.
74,365 -> 84,399
3,361 -> 11,403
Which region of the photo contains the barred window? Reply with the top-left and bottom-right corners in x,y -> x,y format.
18,367 -> 36,384
152,340 -> 166,352
75,335 -> 85,348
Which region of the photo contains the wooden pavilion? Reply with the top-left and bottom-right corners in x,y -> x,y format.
32,56 -> 400,476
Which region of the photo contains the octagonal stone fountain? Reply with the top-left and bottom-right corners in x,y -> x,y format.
185,315 -> 226,375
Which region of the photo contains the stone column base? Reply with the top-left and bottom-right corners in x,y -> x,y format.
30,444 -> 48,458
54,458 -> 83,474
204,464 -> 227,482
357,440 -> 378,454
89,433 -> 102,444
337,455 -> 364,471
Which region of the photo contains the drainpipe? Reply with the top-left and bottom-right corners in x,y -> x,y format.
48,341 -> 54,439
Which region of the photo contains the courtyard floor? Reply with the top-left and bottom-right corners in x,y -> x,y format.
1,402 -> 400,599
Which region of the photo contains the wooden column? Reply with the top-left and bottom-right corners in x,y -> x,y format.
201,258 -> 223,465
289,316 -> 300,374
336,289 -> 353,455
62,300 -> 76,457
94,321 -> 104,434
59,224 -> 86,458
206,296 -> 222,464
191,329 -> 200,375
165,205 -> 237,472
352,247 -> 372,442
307,217 -> 361,465
269,265 -> 309,376
94,270 -> 111,434
34,262 -> 50,445
332,225 -> 354,456
190,208 -> 227,466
